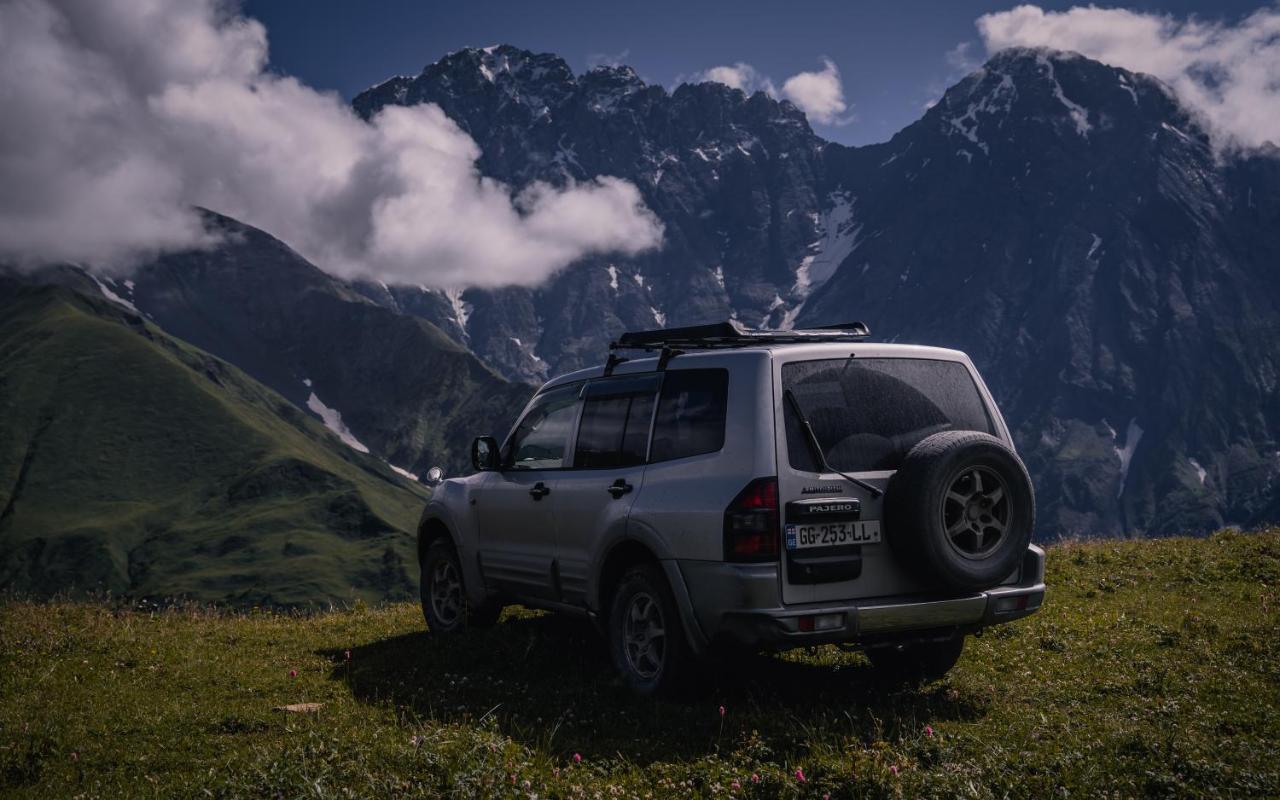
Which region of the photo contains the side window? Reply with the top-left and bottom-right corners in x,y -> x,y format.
574,375 -> 659,469
649,369 -> 729,463
504,383 -> 581,470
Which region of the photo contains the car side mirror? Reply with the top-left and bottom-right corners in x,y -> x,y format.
471,436 -> 499,471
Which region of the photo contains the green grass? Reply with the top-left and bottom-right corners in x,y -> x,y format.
2,530 -> 1277,798
0,284 -> 428,606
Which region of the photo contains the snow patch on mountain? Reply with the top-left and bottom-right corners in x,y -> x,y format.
606,264 -> 619,291
91,275 -> 139,313
1113,418 -> 1143,497
442,288 -> 472,336
306,392 -> 370,454
1036,54 -> 1091,137
794,193 -> 861,296
1087,234 -> 1102,260
1189,457 -> 1207,486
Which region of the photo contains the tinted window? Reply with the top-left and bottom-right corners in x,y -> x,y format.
504,383 -> 581,469
650,369 -> 729,462
783,358 -> 993,473
574,375 -> 658,468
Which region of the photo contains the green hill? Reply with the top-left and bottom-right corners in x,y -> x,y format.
0,282 -> 428,606
1,531 -> 1276,798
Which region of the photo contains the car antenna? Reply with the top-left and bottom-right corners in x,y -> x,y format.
783,389 -> 883,499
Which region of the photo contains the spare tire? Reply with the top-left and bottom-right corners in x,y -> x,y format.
884,431 -> 1034,592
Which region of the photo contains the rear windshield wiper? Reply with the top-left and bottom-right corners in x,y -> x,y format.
783,389 -> 883,499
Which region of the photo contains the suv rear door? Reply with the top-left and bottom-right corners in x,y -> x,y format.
775,355 -> 1000,604
550,374 -> 659,606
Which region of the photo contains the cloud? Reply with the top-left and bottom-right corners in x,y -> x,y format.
780,58 -> 851,125
0,0 -> 663,287
976,4 -> 1280,152
945,41 -> 981,74
689,62 -> 777,95
687,58 -> 852,126
586,48 -> 630,69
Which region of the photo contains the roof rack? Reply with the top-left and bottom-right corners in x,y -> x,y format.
610,319 -> 870,353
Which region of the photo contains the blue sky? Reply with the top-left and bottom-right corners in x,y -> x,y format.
241,0 -> 1265,145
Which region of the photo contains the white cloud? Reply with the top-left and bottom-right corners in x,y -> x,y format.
691,62 -> 777,95
0,0 -> 663,287
688,58 -> 852,126
780,58 -> 851,126
976,4 -> 1280,152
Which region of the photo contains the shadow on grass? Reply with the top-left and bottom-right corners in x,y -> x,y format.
321,611 -> 987,765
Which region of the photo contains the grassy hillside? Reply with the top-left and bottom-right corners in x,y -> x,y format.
0,283 -> 428,606
2,531 -> 1276,798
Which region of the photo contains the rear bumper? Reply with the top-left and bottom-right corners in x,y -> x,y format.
671,545 -> 1045,652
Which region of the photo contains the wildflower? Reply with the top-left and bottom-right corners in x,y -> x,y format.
924,724 -> 934,737
719,705 -> 726,717
70,752 -> 79,762
890,765 -> 900,776
730,779 -> 741,791
573,753 -> 582,764
824,795 -> 830,800
751,773 -> 760,784
795,768 -> 806,783
288,669 -> 297,678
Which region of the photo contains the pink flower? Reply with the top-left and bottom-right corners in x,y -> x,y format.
288,669 -> 297,678
719,705 -> 726,717
730,779 -> 741,791
795,768 -> 806,783
924,724 -> 934,737
573,752 -> 582,764
751,773 -> 761,784
890,765 -> 900,777
824,795 -> 831,800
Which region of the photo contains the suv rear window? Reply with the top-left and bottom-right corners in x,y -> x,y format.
650,369 -> 729,462
574,375 -> 660,468
782,358 -> 994,473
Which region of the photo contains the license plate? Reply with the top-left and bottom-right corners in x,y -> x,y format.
785,520 -> 881,550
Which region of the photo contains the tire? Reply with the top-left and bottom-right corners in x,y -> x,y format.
420,539 -> 502,635
865,636 -> 965,684
608,564 -> 692,697
884,431 -> 1034,592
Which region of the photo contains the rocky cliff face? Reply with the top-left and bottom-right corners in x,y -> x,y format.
352,45 -> 1280,538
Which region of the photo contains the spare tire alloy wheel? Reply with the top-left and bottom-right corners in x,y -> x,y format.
885,431 -> 1034,592
942,465 -> 1009,559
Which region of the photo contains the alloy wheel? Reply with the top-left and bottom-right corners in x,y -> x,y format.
940,465 -> 1010,558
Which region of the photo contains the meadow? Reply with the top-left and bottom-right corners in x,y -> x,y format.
2,530 -> 1277,798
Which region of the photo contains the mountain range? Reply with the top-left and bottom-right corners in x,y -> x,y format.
3,44 -> 1278,602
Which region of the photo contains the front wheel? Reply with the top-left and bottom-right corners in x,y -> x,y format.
420,539 -> 501,634
608,564 -> 692,696
865,636 -> 965,684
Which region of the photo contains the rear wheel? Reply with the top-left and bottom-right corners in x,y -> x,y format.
420,539 -> 501,635
608,564 -> 692,696
865,636 -> 965,684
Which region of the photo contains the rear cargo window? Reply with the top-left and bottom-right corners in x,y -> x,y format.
782,358 -> 994,473
649,369 -> 729,462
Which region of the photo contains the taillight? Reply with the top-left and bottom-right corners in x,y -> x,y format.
723,477 -> 779,563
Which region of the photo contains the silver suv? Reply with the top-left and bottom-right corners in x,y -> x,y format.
417,321 -> 1045,695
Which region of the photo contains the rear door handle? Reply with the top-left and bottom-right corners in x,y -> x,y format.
606,478 -> 633,499
529,482 -> 551,500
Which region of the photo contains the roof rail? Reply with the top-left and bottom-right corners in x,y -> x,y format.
610,319 -> 870,352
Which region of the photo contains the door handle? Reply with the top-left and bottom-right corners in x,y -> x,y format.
529,481 -> 551,500
606,478 -> 633,499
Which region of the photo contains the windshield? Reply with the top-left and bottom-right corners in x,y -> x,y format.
782,357 -> 995,473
